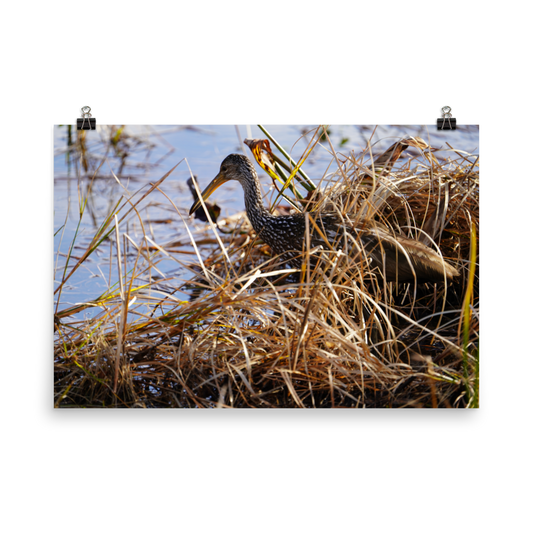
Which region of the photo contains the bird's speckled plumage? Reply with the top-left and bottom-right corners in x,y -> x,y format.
189,154 -> 459,283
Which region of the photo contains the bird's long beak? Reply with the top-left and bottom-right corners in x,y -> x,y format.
189,172 -> 228,216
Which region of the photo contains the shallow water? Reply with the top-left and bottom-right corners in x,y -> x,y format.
53,124 -> 479,317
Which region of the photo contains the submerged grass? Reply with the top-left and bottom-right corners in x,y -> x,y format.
54,126 -> 479,408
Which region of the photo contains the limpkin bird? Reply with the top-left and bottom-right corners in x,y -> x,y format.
189,154 -> 459,283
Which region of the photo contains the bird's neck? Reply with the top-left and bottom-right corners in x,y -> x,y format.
241,170 -> 273,231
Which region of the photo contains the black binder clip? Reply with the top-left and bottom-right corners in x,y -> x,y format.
437,106 -> 456,130
77,106 -> 96,130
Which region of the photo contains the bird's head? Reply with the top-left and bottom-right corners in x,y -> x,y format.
189,154 -> 255,216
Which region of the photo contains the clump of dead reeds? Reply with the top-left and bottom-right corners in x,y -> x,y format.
54,126 -> 479,408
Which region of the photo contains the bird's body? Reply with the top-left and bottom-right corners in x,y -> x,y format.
189,154 -> 459,283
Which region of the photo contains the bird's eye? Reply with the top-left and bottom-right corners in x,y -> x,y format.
221,166 -> 227,172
